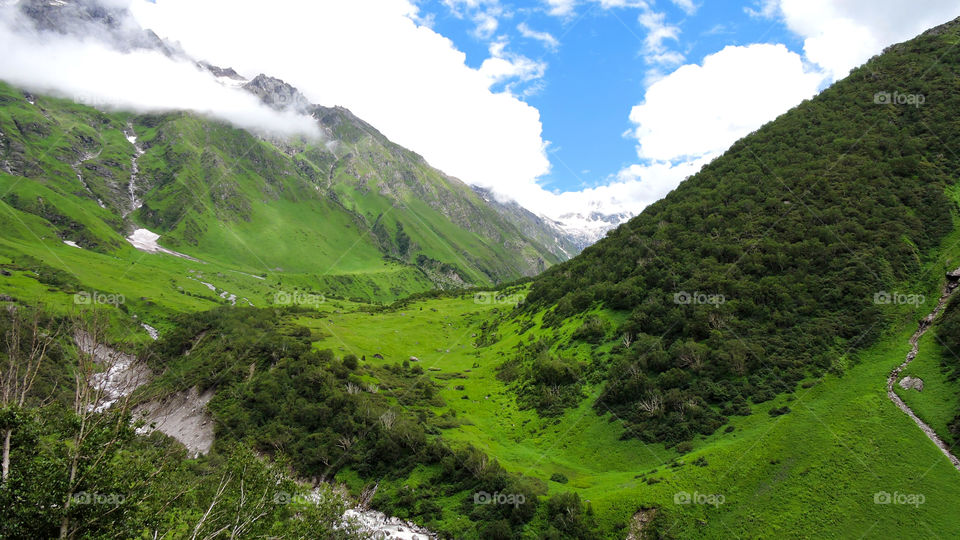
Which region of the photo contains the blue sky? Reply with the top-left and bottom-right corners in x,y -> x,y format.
416,0 -> 805,194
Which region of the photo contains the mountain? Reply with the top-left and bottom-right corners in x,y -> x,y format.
0,0 -> 579,305
472,185 -> 581,258
522,14 -> 960,443
550,208 -> 635,250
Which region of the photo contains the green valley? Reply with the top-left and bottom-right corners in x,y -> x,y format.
4,1 -> 960,539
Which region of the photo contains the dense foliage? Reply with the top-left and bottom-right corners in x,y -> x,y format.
525,23 -> 960,444
0,307 -> 357,539
144,307 -> 599,538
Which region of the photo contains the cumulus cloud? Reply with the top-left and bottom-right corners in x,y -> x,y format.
442,0 -> 505,39
670,0 -> 698,15
629,44 -> 821,162
479,39 -> 548,94
543,0 -> 577,18
0,3 -> 319,138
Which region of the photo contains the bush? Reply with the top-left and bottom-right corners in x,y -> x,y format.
550,472 -> 569,484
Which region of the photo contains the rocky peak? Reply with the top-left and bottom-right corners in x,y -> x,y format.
242,74 -> 313,114
199,62 -> 244,81
13,0 -> 181,55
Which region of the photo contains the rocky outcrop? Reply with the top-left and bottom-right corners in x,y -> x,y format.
243,74 -> 314,114
898,376 -> 924,392
133,387 -> 215,458
15,0 -> 182,55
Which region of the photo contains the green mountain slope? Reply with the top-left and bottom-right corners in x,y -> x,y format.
519,15 -> 960,444
0,77 -> 570,308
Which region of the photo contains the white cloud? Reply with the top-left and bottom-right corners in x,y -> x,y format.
744,0 -> 778,19
518,22 -> 559,50
629,44 -> 821,161
442,0 -> 504,39
670,0 -> 697,15
567,1 -> 960,225
586,44 -> 823,218
0,5 -> 319,138
479,39 -> 548,93
132,0 -> 551,208
637,10 -> 682,65
765,0 -> 960,80
543,0 -> 577,17
595,0 -> 649,9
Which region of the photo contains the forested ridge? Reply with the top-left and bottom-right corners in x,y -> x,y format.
524,17 -> 960,444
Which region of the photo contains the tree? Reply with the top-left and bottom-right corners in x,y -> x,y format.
59,310 -> 140,539
1,306 -> 59,484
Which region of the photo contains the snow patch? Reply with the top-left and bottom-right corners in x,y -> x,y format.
126,229 -> 200,261
188,274 -> 239,305
63,240 -> 81,248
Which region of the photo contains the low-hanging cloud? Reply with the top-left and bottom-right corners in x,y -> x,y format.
0,3 -> 320,138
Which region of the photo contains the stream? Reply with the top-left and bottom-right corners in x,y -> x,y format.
72,150 -> 106,209
123,124 -> 144,217
886,270 -> 960,471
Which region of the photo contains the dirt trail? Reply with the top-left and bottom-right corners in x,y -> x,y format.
886,270 -> 960,472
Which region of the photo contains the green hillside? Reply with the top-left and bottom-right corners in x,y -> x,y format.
0,78 -> 570,312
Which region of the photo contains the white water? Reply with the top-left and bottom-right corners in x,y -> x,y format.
188,275 -> 239,306
76,172 -> 106,208
75,332 -> 149,413
141,323 -> 159,341
124,124 -> 144,217
344,508 -> 436,539
72,150 -> 106,208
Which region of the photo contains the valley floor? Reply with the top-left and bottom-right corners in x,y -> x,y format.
307,292 -> 960,538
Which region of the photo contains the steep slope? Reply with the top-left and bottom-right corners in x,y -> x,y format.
0,75 -> 567,303
516,17 -> 960,443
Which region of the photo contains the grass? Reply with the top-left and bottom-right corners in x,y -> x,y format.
305,284 -> 960,538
